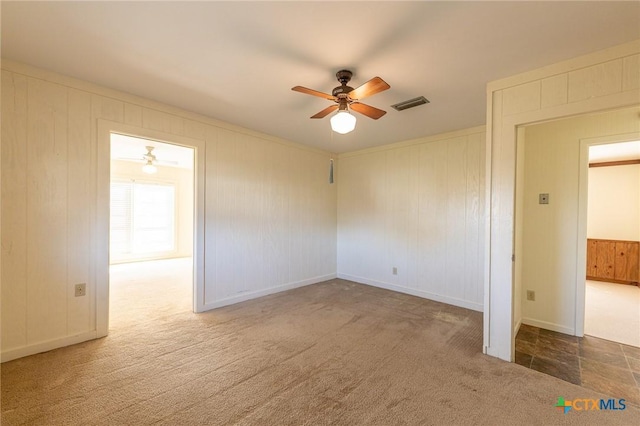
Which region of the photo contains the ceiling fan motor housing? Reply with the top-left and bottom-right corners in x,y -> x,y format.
333,70 -> 354,97
143,146 -> 156,162
332,85 -> 354,97
336,70 -> 353,84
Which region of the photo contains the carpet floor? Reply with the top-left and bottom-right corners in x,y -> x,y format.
585,280 -> 640,348
2,272 -> 639,424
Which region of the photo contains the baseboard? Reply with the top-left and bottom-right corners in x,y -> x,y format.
514,318 -> 522,335
3,275 -> 338,361
1,331 -> 98,363
337,273 -> 484,312
200,273 -> 337,311
587,276 -> 638,286
522,317 -> 575,335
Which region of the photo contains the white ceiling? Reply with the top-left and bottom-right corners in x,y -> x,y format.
589,140 -> 640,163
2,1 -> 640,153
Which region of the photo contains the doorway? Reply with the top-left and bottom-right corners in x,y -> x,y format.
584,140 -> 640,347
109,133 -> 195,331
512,106 -> 640,343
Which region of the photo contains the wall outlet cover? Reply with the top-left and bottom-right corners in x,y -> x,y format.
74,283 -> 86,297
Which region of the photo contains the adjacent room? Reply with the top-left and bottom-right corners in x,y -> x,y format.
109,134 -> 195,329
2,2 -> 640,423
513,107 -> 640,402
585,140 -> 640,348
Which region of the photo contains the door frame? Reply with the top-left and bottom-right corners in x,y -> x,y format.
576,131 -> 640,337
96,120 -> 206,337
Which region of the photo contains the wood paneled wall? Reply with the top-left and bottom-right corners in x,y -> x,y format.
203,128 -> 336,307
337,127 -> 486,311
1,63 -> 337,360
587,239 -> 639,285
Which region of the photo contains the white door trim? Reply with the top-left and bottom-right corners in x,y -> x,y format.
96,120 -> 206,337
485,89 -> 640,361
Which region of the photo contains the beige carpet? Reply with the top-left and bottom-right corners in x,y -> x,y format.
2,265 -> 639,424
585,280 -> 640,348
109,257 -> 194,331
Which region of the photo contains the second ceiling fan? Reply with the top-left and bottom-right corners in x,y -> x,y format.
292,70 -> 390,134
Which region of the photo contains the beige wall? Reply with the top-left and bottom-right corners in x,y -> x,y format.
337,127 -> 486,311
1,62 -> 337,361
587,164 -> 640,241
520,106 -> 640,334
110,159 -> 194,263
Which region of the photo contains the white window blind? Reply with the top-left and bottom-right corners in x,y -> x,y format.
110,181 -> 176,258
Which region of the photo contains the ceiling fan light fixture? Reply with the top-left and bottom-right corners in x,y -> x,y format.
292,70 -> 389,134
142,160 -> 157,174
330,110 -> 356,134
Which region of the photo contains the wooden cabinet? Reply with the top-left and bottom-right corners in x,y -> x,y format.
587,239 -> 639,285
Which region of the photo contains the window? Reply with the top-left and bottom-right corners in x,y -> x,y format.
110,181 -> 176,259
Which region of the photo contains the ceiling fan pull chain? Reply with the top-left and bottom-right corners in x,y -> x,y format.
329,129 -> 335,184
329,158 -> 334,184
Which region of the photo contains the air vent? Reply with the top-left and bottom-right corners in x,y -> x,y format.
391,96 -> 430,111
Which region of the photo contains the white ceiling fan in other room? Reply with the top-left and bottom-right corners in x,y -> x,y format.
116,145 -> 178,174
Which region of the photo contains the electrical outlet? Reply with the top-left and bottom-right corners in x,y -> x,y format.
526,290 -> 535,301
74,283 -> 86,297
392,267 -> 398,275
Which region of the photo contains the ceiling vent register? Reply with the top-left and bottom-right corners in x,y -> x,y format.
391,96 -> 430,111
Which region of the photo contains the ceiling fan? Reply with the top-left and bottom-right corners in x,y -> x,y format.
116,146 -> 178,174
292,70 -> 390,134
140,146 -> 158,174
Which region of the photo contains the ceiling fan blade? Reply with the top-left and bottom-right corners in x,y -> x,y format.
115,156 -> 178,166
350,102 -> 387,120
348,77 -> 390,101
292,86 -> 336,100
116,156 -> 145,162
311,105 -> 339,119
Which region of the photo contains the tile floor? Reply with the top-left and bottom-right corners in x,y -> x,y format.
515,324 -> 640,407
